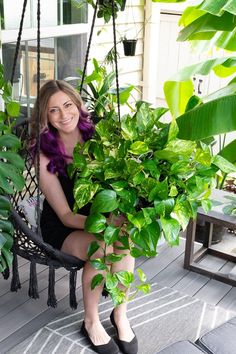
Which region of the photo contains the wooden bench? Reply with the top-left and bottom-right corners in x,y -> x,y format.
184,189 -> 236,286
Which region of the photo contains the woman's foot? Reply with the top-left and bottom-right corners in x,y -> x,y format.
81,320 -> 119,354
84,320 -> 111,345
112,310 -> 135,342
110,309 -> 138,354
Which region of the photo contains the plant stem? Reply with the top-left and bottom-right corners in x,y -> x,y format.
219,172 -> 227,190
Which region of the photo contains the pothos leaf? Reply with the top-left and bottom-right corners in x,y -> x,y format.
85,213 -> 107,233
91,274 -> 104,289
90,189 -> 118,213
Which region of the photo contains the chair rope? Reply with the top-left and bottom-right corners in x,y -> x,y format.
111,0 -> 121,122
35,0 -> 42,237
10,0 -> 28,85
79,0 -> 98,94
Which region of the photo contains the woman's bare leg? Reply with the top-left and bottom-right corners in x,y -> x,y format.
111,242 -> 135,341
61,231 -> 112,345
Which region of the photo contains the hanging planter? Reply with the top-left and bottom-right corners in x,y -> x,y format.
122,39 -> 137,56
97,0 -> 126,23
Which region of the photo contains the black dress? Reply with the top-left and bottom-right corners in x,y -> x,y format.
40,174 -> 90,250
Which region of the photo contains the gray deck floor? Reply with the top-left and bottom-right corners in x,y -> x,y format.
1,237 -> 236,353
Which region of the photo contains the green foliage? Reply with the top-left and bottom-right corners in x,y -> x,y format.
222,195 -> 236,215
155,0 -> 236,189
0,63 -> 25,273
87,0 -> 125,23
77,58 -> 135,120
71,100 -> 220,304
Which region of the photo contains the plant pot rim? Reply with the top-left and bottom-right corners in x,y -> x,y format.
122,39 -> 138,43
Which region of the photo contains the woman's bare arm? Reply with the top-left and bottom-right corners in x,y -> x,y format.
39,153 -> 86,229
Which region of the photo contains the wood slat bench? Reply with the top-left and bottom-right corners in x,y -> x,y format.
184,189 -> 236,286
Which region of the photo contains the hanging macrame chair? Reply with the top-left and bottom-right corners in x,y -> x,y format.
3,0 -> 121,309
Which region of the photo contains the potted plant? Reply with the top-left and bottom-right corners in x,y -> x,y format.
122,37 -> 137,56
77,58 -> 135,122
69,96 -> 228,304
0,63 -> 25,275
87,0 -> 126,23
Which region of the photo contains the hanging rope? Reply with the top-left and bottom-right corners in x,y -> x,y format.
35,0 -> 42,237
10,0 -> 28,85
111,0 -> 121,122
79,0 -> 98,94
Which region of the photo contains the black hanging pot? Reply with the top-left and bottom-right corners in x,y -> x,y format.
122,39 -> 137,56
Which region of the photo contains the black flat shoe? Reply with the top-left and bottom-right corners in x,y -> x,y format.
110,310 -> 138,354
81,321 -> 119,354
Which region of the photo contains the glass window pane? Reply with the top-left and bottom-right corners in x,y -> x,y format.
0,0 -> 87,29
32,0 -> 58,27
59,0 -> 88,25
2,34 -> 87,116
57,34 -> 87,82
0,0 -> 31,30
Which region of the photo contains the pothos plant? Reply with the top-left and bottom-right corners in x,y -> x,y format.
87,0 -> 125,24
0,63 -> 25,274
69,101 -> 226,305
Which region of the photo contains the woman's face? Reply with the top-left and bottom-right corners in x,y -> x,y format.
47,91 -> 80,135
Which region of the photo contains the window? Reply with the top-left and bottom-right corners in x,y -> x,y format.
0,0 -> 87,29
0,0 -> 88,117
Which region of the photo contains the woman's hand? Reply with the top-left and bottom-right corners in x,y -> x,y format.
108,213 -> 127,227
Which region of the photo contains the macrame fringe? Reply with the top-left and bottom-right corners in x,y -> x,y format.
69,269 -> 78,310
2,266 -> 9,280
47,265 -> 57,308
10,250 -> 21,291
28,260 -> 39,299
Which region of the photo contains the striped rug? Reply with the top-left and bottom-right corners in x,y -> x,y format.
7,283 -> 235,354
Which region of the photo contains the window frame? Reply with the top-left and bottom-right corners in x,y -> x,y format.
0,0 -> 91,116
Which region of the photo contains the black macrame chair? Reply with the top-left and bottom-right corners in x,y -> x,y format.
4,0 -> 121,309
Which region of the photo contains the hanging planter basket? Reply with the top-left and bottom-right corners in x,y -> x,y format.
122,39 -> 137,56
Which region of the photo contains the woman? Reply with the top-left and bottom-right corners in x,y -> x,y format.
30,80 -> 138,354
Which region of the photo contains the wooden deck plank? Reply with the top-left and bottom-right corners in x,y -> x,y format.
0,262 -> 47,297
0,268 -> 83,343
194,279 -> 232,305
217,286 -> 236,312
198,254 -> 228,270
152,253 -> 189,287
140,239 -> 185,281
0,266 -> 68,319
173,272 -> 210,295
218,260 -> 236,274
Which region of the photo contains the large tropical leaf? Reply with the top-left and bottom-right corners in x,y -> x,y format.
0,134 -> 21,149
164,56 -> 236,117
179,6 -> 206,27
215,29 -> 236,51
219,139 -> 236,163
203,82 -> 236,102
177,12 -> 236,42
176,94 -> 236,141
197,0 -> 236,16
164,80 -> 193,118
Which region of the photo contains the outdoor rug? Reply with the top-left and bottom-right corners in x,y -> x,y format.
7,283 -> 236,354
